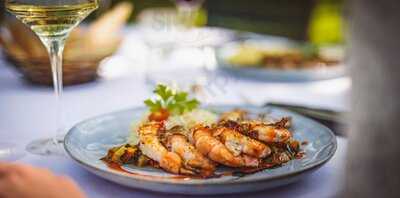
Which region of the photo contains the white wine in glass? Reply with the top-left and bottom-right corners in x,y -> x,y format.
5,0 -> 98,155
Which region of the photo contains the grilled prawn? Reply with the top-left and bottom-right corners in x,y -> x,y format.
165,133 -> 215,177
220,110 -> 292,143
190,125 -> 245,167
213,127 -> 271,158
138,122 -> 187,174
244,120 -> 292,143
219,109 -> 248,122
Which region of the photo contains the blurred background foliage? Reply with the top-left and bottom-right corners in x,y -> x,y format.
113,0 -> 344,44
1,0 -> 345,44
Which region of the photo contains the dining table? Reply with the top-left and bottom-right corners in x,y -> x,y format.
0,27 -> 350,198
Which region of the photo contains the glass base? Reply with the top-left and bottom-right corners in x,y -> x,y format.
0,142 -> 25,161
26,138 -> 65,156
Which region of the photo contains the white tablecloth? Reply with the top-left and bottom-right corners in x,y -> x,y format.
0,28 -> 350,198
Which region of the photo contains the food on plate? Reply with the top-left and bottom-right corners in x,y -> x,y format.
164,131 -> 216,176
190,124 -> 246,168
213,125 -> 271,158
138,122 -> 185,174
227,43 -> 342,70
102,85 -> 305,178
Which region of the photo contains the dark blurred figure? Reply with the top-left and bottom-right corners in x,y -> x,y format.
205,0 -> 314,40
345,0 -> 400,197
0,1 -> 4,23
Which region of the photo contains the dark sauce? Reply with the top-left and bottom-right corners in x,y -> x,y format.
295,151 -> 306,159
104,160 -> 224,179
103,161 -> 191,180
301,141 -> 309,146
102,159 -> 299,180
101,140 -> 306,179
233,163 -> 277,177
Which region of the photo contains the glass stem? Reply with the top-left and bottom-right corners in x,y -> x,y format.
43,37 -> 66,143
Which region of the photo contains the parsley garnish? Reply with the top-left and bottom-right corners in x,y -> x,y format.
144,84 -> 200,115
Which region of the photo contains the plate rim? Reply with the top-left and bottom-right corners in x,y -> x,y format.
64,105 -> 337,186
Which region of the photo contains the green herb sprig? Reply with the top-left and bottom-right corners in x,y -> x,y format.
144,84 -> 200,115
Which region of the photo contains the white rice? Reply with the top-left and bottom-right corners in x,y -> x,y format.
128,109 -> 218,145
165,109 -> 217,130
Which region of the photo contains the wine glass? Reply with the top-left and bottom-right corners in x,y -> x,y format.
5,0 -> 98,155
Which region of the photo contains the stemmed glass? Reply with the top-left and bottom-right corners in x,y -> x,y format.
141,0 -> 205,76
5,0 -> 98,155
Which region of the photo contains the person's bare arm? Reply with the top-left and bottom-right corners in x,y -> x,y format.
0,163 -> 86,198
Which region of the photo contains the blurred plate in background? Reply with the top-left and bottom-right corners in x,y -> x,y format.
216,34 -> 346,82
